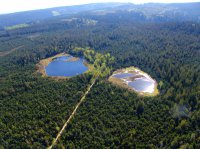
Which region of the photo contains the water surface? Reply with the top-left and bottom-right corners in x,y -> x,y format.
113,72 -> 155,93
128,78 -> 154,92
45,56 -> 88,77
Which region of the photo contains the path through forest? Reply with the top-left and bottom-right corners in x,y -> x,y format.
0,45 -> 24,56
48,77 -> 97,149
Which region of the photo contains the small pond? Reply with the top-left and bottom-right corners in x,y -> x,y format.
45,55 -> 88,77
128,78 -> 155,93
110,67 -> 158,95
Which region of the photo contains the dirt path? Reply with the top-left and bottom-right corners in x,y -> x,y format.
47,77 -> 97,149
0,45 -> 24,57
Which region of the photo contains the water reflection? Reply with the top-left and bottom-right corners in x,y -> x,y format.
112,72 -> 155,93
45,56 -> 88,77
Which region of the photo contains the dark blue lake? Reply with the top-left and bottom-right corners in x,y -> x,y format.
45,56 -> 88,77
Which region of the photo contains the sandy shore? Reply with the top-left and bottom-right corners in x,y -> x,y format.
36,53 -> 69,77
109,66 -> 159,96
36,53 -> 93,79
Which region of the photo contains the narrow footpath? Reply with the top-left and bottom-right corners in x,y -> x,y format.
48,77 -> 97,149
0,45 -> 24,57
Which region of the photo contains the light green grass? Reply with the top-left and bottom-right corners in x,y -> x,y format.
5,24 -> 29,30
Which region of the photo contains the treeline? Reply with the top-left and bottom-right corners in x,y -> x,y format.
0,11 -> 199,148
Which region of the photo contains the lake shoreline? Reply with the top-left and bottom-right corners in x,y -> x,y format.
36,53 -> 91,79
36,53 -> 69,78
109,67 -> 159,96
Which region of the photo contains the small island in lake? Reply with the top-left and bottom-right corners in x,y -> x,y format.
36,53 -> 89,78
109,67 -> 159,96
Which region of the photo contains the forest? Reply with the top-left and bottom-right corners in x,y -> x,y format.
0,5 -> 200,149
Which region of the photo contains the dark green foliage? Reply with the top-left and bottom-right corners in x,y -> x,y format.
0,60 -> 92,148
0,9 -> 200,148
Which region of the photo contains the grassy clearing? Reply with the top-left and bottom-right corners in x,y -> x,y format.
5,24 -> 29,30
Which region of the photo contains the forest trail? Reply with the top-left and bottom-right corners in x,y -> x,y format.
47,77 -> 98,149
0,45 -> 24,56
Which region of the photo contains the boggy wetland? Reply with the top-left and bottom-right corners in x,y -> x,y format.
37,53 -> 158,96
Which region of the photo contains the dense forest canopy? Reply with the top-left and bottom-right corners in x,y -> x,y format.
0,2 -> 200,148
